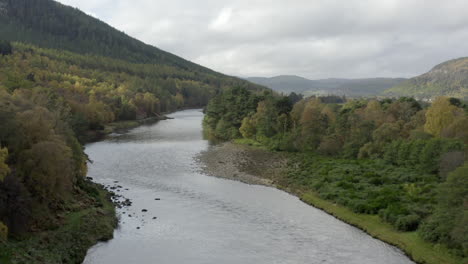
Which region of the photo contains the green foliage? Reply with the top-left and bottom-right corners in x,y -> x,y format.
0,221 -> 7,241
253,99 -> 279,139
0,181 -> 117,263
203,87 -> 260,140
0,40 -> 12,56
420,163 -> 468,257
0,91 -> 83,234
204,89 -> 467,256
0,43 -> 263,141
285,154 -> 438,232
239,117 -> 256,139
0,147 -> 9,181
425,97 -> 462,136
383,138 -> 464,174
0,42 -> 262,238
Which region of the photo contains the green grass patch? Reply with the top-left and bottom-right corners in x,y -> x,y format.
105,120 -> 140,132
233,138 -> 267,149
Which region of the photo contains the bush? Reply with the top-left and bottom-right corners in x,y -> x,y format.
396,214 -> 420,231
0,41 -> 12,56
420,163 -> 468,257
0,221 -> 7,241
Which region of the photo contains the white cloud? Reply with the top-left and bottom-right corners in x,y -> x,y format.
210,7 -> 233,31
56,0 -> 468,79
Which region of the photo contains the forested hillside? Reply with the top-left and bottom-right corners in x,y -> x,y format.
0,0 -> 213,72
385,57 -> 468,100
0,36 -> 263,240
204,88 -> 468,260
0,0 -> 263,96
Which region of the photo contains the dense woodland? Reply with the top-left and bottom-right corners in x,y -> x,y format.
204,87 -> 468,257
0,40 -> 262,244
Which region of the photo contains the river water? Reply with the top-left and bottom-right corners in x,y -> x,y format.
83,109 -> 413,264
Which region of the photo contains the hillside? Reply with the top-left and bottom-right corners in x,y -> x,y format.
0,0 -> 265,92
247,75 -> 406,97
0,0 -> 210,73
385,57 -> 468,100
247,75 -> 315,94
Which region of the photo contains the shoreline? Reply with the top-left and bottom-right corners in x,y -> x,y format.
85,115 -> 172,143
85,108 -> 201,143
0,181 -> 117,264
196,143 -> 283,186
197,142 -> 465,264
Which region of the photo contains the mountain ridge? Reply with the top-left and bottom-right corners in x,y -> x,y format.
247,75 -> 407,97
385,57 -> 468,100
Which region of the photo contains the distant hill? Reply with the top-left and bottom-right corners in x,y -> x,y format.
247,75 -> 406,97
385,57 -> 468,100
247,75 -> 314,94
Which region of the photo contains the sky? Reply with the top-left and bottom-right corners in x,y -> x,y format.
57,0 -> 468,79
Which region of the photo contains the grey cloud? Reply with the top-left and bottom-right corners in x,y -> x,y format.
57,0 -> 468,79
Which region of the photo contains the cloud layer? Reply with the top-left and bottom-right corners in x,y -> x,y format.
57,0 -> 468,79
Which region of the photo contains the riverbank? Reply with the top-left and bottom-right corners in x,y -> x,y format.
85,115 -> 173,142
197,142 -> 465,264
197,142 -> 287,186
0,111 -> 191,264
0,181 -> 117,264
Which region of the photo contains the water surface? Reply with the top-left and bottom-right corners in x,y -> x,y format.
83,109 -> 413,264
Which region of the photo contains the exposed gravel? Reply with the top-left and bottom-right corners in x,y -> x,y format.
196,142 -> 289,187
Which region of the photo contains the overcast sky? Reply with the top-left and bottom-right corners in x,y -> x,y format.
57,0 -> 468,79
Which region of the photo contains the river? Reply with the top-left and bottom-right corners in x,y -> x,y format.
83,109 -> 413,264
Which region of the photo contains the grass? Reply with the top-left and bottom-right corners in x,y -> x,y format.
233,138 -> 267,149
0,182 -> 117,264
299,191 -> 465,264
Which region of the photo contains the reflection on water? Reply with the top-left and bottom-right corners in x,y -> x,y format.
83,109 -> 413,264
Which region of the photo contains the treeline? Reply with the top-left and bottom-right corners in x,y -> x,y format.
1,43 -> 261,142
0,41 -> 260,240
203,87 -> 468,257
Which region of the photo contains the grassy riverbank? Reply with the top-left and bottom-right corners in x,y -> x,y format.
198,141 -> 466,264
0,181 -> 117,264
298,192 -> 463,264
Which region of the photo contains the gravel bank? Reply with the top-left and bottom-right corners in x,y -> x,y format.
196,142 -> 288,186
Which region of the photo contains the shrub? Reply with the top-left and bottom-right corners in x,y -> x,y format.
395,214 -> 420,231
0,221 -> 7,241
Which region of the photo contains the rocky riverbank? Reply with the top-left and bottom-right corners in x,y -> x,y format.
197,142 -> 288,187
